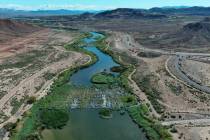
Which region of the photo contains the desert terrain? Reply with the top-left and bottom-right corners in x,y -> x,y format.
0,19 -> 90,135
1,7 -> 210,140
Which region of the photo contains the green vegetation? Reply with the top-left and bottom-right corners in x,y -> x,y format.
26,96 -> 36,104
99,108 -> 112,119
43,72 -> 56,81
170,126 -> 178,133
93,33 -> 135,94
3,122 -> 17,133
64,36 -> 98,66
94,33 -> 171,140
9,33 -> 99,140
128,104 -> 172,140
8,32 -> 171,140
91,72 -> 117,84
64,32 -> 91,49
167,82 -> 182,95
38,108 -> 69,129
138,75 -> 165,114
10,97 -> 25,115
111,66 -> 127,73
121,95 -> 137,106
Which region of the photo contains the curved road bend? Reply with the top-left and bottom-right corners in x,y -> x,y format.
167,55 -> 210,94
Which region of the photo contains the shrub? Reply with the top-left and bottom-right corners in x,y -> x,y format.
38,108 -> 69,129
91,72 -> 116,84
98,108 -> 112,119
27,96 -> 36,104
111,66 -> 127,73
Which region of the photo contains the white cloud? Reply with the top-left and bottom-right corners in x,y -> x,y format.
0,4 -> 116,11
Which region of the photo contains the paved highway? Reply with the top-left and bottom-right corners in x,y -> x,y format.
167,55 -> 210,94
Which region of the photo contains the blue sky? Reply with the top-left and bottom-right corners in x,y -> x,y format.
0,0 -> 210,10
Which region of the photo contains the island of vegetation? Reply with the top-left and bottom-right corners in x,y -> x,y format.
98,108 -> 113,119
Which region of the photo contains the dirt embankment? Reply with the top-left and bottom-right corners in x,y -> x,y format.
110,31 -> 210,113
0,29 -> 89,127
0,19 -> 43,62
109,31 -> 210,140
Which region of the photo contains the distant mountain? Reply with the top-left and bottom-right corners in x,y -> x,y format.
149,6 -> 210,16
0,8 -> 98,18
1,6 -> 210,19
94,8 -> 167,19
149,18 -> 210,49
161,6 -> 190,9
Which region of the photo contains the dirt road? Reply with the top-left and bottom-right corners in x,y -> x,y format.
162,118 -> 210,126
128,68 -> 160,118
0,52 -> 84,111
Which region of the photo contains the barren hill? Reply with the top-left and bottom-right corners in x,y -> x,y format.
0,19 -> 40,43
94,8 -> 166,19
145,18 -> 210,50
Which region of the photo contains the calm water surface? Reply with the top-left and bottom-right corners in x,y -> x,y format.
42,110 -> 147,140
70,32 -> 119,86
42,32 -> 147,140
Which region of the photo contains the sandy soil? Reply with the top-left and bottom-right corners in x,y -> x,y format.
172,125 -> 210,140
0,29 -> 50,61
0,29 -> 88,127
182,59 -> 210,86
111,31 -> 210,113
109,31 -> 210,140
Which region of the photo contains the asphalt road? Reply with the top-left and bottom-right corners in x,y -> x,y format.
167,55 -> 210,94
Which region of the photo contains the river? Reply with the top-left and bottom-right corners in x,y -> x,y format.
42,32 -> 147,140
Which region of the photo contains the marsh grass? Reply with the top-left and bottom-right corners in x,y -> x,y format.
91,72 -> 117,84
128,104 -> 172,140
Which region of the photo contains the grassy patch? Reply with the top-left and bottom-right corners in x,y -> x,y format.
26,96 -> 36,105
128,104 -> 172,140
99,108 -> 112,119
138,75 -> 165,114
91,72 -> 117,84
121,95 -> 137,106
64,39 -> 98,67
9,33 -> 98,140
38,108 -> 69,129
167,82 -> 182,95
10,97 -> 25,115
111,66 -> 127,73
92,32 -> 171,140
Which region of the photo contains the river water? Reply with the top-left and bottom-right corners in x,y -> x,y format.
70,32 -> 120,86
42,32 -> 147,140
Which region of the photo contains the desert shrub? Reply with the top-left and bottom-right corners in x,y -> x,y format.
121,95 -> 137,106
111,66 -> 127,73
3,122 -> 17,131
22,133 -> 40,140
138,75 -> 165,114
128,105 -> 172,140
138,52 -> 161,58
43,72 -> 56,80
27,96 -> 36,104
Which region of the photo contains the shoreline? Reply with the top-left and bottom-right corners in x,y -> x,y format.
4,32 -> 99,140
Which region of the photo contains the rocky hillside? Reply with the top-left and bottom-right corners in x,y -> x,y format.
0,19 -> 40,43
146,18 -> 210,49
94,8 -> 167,19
